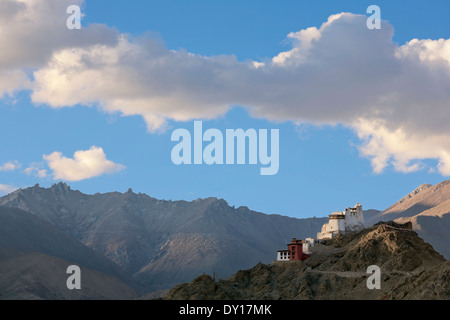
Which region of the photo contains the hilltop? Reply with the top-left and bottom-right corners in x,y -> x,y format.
163,222 -> 448,300
366,180 -> 450,259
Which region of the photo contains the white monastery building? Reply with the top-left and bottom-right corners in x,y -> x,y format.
316,202 -> 364,240
275,203 -> 365,262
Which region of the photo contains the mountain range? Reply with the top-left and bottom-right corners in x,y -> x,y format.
0,180 -> 448,299
0,182 -> 327,297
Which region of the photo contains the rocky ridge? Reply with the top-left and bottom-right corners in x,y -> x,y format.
163,222 -> 448,300
0,183 -> 327,292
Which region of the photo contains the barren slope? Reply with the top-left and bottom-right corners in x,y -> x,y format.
163,223 -> 448,300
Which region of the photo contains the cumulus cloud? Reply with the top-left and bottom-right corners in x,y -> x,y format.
31,35 -> 241,132
24,163 -> 48,178
42,146 -> 125,181
0,0 -> 117,97
0,161 -> 20,172
33,13 -> 405,128
0,70 -> 30,98
2,1 -> 450,176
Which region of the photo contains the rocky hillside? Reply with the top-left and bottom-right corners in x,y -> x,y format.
0,250 -> 137,300
2,181 -> 448,299
0,206 -> 140,299
163,222 -> 448,300
366,180 -> 450,259
0,183 -> 327,292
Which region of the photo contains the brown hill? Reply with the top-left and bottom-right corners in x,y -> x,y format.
0,206 -> 142,299
162,223 -> 448,300
0,206 -> 142,291
366,180 -> 450,259
0,250 -> 137,300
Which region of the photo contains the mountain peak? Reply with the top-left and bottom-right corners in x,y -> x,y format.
206,197 -> 229,207
414,183 -> 432,193
51,182 -> 71,191
390,183 -> 433,207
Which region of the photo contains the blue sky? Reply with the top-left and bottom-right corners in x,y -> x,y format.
1,0 -> 450,218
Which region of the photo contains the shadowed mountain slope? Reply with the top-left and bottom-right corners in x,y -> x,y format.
0,183 -> 327,291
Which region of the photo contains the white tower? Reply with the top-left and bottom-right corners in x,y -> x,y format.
344,202 -> 364,232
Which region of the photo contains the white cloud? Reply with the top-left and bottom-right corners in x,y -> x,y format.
353,118 -> 450,175
0,184 -> 18,195
2,1 -> 450,176
43,146 -> 125,181
31,35 -> 239,132
24,163 -> 48,178
0,161 -> 20,172
0,70 -> 30,98
0,0 -> 118,97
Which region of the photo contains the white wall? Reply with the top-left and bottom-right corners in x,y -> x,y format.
277,251 -> 289,261
303,242 -> 309,253
316,203 -> 365,240
326,218 -> 345,233
344,203 -> 364,231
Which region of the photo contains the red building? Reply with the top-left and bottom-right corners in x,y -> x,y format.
287,238 -> 310,261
